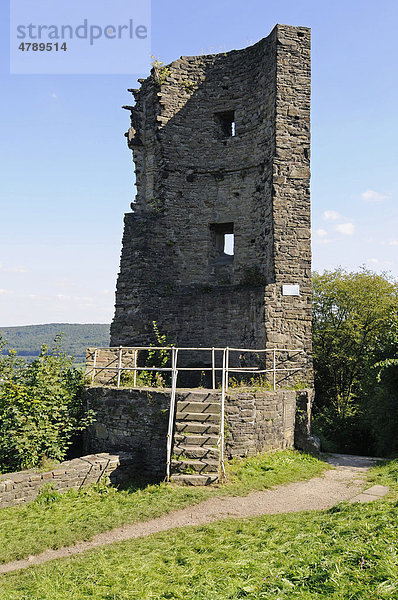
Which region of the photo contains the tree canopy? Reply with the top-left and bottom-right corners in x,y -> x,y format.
312,268 -> 398,455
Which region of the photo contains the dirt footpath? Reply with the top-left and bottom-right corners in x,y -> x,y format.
0,454 -> 388,575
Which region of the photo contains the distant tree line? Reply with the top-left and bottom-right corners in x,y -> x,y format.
0,323 -> 110,361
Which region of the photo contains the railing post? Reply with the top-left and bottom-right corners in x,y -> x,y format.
166,347 -> 179,481
225,346 -> 229,392
91,349 -> 97,385
220,348 -> 226,479
273,349 -> 276,391
133,349 -> 137,387
117,346 -> 122,388
212,347 -> 215,390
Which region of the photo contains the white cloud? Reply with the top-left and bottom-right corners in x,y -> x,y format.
361,189 -> 390,203
365,258 -> 394,269
315,228 -> 328,238
8,266 -> 27,273
0,262 -> 27,273
54,293 -> 97,309
323,210 -> 342,221
51,93 -> 57,99
336,222 -> 355,235
380,239 -> 398,247
0,289 -> 11,295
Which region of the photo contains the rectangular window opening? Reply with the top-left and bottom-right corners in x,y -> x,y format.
215,110 -> 236,138
209,222 -> 234,264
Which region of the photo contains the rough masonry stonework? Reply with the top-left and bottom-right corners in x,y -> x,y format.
110,23 -> 313,384
84,387 -> 301,480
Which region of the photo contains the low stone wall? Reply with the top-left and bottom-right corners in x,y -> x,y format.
85,347 -> 138,386
84,387 -> 170,479
0,452 -> 134,509
225,389 -> 297,457
84,387 -> 302,478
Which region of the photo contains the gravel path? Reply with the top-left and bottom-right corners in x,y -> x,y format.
0,453 -> 387,575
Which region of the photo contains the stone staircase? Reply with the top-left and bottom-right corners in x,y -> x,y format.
170,391 -> 221,485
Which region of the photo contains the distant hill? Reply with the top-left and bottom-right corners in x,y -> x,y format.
0,323 -> 110,364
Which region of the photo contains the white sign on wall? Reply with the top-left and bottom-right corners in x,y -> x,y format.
282,284 -> 300,296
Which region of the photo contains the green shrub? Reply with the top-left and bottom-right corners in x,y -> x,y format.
0,335 -> 94,473
120,321 -> 172,388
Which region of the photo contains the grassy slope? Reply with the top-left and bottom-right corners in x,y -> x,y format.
0,451 -> 325,565
0,461 -> 398,600
0,460 -> 397,600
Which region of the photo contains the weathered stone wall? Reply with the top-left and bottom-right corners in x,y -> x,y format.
0,452 -> 134,509
110,23 -> 313,384
225,389 -> 296,457
84,387 -> 170,479
84,387 -> 299,477
266,25 -> 312,364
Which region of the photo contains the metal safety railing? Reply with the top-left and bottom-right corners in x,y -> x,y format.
85,346 -> 305,481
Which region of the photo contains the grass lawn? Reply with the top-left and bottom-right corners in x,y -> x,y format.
0,459 -> 396,600
0,450 -> 326,565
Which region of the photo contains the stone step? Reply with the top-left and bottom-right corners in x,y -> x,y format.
175,421 -> 219,435
171,458 -> 219,474
180,392 -> 221,404
174,433 -> 219,447
170,473 -> 219,486
172,445 -> 219,460
177,401 -> 221,414
176,411 -> 220,423
172,392 -> 221,485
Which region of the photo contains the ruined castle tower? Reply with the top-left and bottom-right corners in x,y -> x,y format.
111,24 -> 312,381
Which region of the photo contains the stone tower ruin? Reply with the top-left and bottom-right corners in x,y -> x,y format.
111,23 -> 313,383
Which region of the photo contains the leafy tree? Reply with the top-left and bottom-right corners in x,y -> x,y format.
367,356 -> 398,455
0,335 -> 94,473
312,268 -> 398,454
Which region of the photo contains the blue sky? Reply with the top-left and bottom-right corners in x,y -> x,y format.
0,0 -> 397,326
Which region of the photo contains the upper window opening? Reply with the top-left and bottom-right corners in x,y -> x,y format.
209,222 -> 234,264
215,110 -> 236,138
